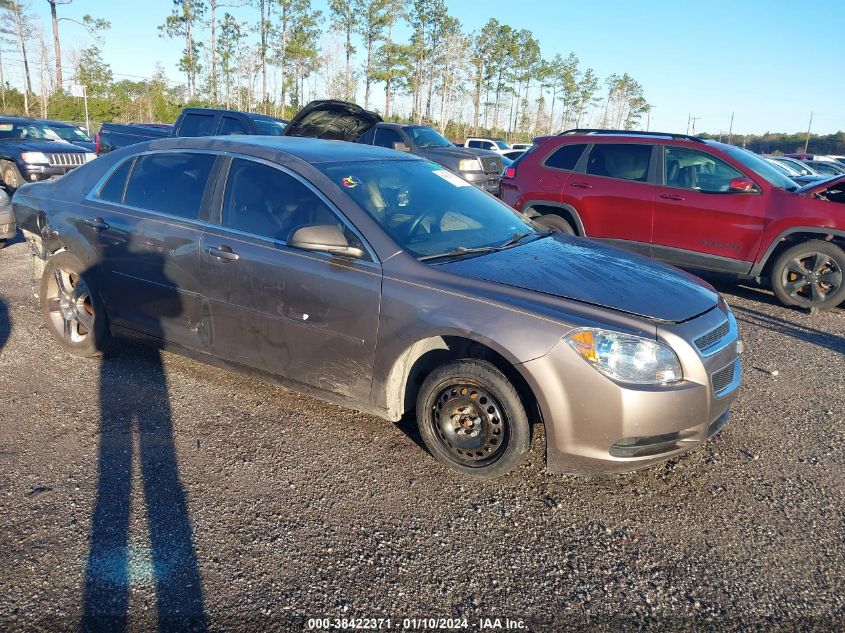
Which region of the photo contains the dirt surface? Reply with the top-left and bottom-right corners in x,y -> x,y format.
0,235 -> 843,632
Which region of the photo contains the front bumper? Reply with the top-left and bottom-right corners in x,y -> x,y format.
519,305 -> 742,475
20,164 -> 81,183
0,205 -> 15,239
462,171 -> 502,194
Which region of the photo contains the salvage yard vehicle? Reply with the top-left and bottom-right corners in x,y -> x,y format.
501,129 -> 845,310
12,135 -> 741,478
0,116 -> 95,191
0,189 -> 14,248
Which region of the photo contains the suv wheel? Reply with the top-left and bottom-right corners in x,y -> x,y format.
770,240 -> 845,309
416,360 -> 531,478
1,161 -> 23,191
534,214 -> 574,235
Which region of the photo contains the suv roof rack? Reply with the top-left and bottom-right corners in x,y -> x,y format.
559,128 -> 706,144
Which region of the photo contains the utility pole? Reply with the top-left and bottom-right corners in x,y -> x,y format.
689,116 -> 701,136
686,113 -> 691,135
727,112 -> 735,145
803,111 -> 814,153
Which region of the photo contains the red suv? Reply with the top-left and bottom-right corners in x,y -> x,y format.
501,129 -> 845,310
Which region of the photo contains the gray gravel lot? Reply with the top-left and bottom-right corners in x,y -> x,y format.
0,235 -> 843,632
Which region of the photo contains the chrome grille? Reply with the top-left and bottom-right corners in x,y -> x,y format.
47,153 -> 86,167
695,320 -> 729,352
712,361 -> 737,394
479,155 -> 503,174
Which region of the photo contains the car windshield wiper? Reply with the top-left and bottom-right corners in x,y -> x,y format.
418,246 -> 499,262
498,232 -> 533,249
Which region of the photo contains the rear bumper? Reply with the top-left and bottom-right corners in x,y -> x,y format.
0,205 -> 15,239
519,305 -> 742,475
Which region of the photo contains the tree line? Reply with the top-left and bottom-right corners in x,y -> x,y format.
2,0 -> 654,140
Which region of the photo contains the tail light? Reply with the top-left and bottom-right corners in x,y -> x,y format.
504,166 -> 516,179
94,133 -> 100,154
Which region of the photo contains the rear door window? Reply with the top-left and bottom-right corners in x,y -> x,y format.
124,152 -> 216,219
178,113 -> 216,137
544,144 -> 587,171
218,116 -> 248,135
586,143 -> 652,182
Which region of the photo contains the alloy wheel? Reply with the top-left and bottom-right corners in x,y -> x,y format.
781,252 -> 843,304
44,268 -> 95,344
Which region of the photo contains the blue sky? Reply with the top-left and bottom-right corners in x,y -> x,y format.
13,0 -> 845,134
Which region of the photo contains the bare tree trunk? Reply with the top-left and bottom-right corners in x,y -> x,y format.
48,0 -> 62,91
0,47 -> 6,108
260,0 -> 267,106
38,35 -> 49,118
210,0 -> 218,102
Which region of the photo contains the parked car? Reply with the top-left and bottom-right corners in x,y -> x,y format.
463,137 -> 511,154
96,123 -> 172,155
763,157 -> 828,185
501,129 -> 845,310
0,116 -> 95,191
510,143 -> 532,151
800,160 -> 845,177
764,155 -> 822,178
95,107 -> 288,155
42,119 -> 95,152
356,119 -> 503,194
0,188 -> 14,248
502,149 -> 526,161
11,135 -> 741,478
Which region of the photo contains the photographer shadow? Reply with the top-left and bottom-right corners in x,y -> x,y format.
81,256 -> 206,632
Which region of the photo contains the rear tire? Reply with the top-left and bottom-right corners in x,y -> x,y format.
535,214 -> 575,235
40,251 -> 111,357
770,240 -> 845,310
1,161 -> 24,191
416,360 -> 530,478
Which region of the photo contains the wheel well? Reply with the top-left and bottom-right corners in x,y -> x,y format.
760,232 -> 845,278
523,204 -> 581,235
386,336 -> 541,425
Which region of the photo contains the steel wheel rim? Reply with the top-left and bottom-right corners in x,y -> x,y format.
45,268 -> 94,344
782,252 -> 843,304
430,382 -> 508,466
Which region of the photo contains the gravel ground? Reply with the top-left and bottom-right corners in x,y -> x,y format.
0,235 -> 843,632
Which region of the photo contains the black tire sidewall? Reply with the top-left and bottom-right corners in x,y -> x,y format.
416,359 -> 531,478
535,214 -> 575,235
40,251 -> 109,357
771,241 -> 845,309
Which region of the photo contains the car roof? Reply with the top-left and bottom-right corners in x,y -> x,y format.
135,134 -> 421,164
0,115 -> 41,124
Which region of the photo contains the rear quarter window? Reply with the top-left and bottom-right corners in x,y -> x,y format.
97,158 -> 134,203
544,143 -> 587,170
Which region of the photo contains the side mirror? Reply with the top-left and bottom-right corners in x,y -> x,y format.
392,142 -> 411,153
728,177 -> 756,193
288,224 -> 364,259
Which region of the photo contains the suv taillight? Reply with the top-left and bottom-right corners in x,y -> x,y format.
94,133 -> 100,154
504,166 -> 516,179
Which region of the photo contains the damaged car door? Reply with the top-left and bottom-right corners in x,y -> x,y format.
200,156 -> 382,400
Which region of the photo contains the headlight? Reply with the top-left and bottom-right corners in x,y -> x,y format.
85,153 -> 97,162
21,151 -> 49,164
565,328 -> 682,385
458,158 -> 483,172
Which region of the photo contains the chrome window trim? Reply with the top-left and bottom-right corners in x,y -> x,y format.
84,147 -> 380,267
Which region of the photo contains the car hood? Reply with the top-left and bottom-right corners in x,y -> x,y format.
797,174 -> 845,195
282,99 -> 382,141
422,145 -> 499,163
4,139 -> 88,153
439,234 -> 719,323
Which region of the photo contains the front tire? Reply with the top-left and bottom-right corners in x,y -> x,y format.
416,360 -> 531,478
770,240 -> 845,310
40,252 -> 111,357
1,161 -> 24,191
535,214 -> 575,235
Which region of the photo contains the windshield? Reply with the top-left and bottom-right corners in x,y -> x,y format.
716,143 -> 799,191
252,119 -> 286,136
494,140 -> 510,149
317,159 -> 540,259
406,126 -> 453,149
49,125 -> 91,142
0,121 -> 63,142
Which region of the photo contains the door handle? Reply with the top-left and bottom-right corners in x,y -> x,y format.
569,182 -> 593,189
659,193 -> 685,201
207,245 -> 240,262
83,217 -> 109,231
